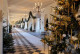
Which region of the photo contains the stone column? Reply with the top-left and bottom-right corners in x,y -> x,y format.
32,19 -> 35,31
27,22 -> 28,30
21,23 -> 23,28
0,10 -> 3,54
41,15 -> 44,32
24,22 -> 27,29
21,22 -> 24,29
36,18 -> 40,32
28,20 -> 32,31
28,21 -> 30,31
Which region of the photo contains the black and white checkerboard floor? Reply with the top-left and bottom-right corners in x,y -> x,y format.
12,28 -> 48,54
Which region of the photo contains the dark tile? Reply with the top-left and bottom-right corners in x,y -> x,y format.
33,48 -> 38,50
24,45 -> 28,46
19,50 -> 24,52
39,53 -> 45,54
25,46 -> 29,48
17,46 -> 22,47
25,46 -> 30,47
28,51 -> 33,54
29,43 -> 33,45
35,50 -> 41,52
17,48 -> 23,49
31,46 -> 36,47
20,53 -> 26,54
26,49 -> 32,51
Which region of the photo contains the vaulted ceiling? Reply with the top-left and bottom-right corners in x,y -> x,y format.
7,0 -> 55,24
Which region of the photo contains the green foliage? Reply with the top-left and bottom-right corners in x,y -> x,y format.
3,27 -> 14,53
3,33 -> 14,48
77,32 -> 80,40
50,42 -> 66,54
76,48 -> 80,53
15,11 -> 36,26
25,11 -> 36,22
42,0 -> 80,54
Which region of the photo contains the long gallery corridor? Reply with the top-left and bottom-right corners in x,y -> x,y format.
12,28 -> 48,54
1,0 -> 80,54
